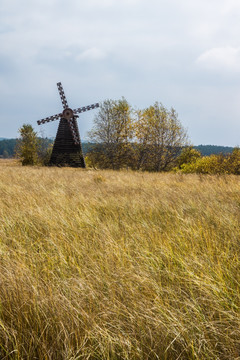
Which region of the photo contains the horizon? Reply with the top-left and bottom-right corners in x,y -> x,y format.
0,136 -> 237,148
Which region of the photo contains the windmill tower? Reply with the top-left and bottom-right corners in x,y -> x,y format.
37,82 -> 99,167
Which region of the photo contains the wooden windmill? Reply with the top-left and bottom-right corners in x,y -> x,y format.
37,82 -> 99,167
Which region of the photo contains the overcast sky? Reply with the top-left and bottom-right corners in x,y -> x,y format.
1,0 -> 240,145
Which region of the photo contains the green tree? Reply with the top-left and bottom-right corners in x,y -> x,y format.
16,124 -> 39,165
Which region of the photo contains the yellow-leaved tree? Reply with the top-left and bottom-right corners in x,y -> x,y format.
134,102 -> 189,171
87,98 -> 134,169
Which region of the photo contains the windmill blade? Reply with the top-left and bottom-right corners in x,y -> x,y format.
37,113 -> 62,125
67,118 -> 80,145
57,82 -> 69,109
73,102 -> 99,114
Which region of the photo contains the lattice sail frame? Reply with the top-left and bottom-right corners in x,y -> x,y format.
37,82 -> 99,145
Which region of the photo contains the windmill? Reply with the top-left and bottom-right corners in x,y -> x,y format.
37,82 -> 99,167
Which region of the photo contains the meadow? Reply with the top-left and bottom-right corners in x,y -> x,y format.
0,159 -> 239,359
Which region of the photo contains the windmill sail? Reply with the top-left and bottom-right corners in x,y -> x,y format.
37,82 -> 99,168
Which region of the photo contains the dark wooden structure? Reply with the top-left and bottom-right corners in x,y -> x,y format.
37,82 -> 99,167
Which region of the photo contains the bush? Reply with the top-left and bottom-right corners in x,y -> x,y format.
176,146 -> 201,169
179,148 -> 240,175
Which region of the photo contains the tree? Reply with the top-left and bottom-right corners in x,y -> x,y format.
226,147 -> 240,174
134,102 -> 188,171
87,99 -> 189,171
16,124 -> 39,165
88,98 -> 134,169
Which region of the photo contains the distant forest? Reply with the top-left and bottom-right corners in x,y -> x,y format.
0,138 -> 235,158
194,145 -> 234,156
0,138 -> 53,158
0,139 -> 18,158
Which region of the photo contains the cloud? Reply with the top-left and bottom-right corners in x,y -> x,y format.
196,47 -> 240,73
84,0 -> 138,7
75,48 -> 107,62
1,0 -> 240,145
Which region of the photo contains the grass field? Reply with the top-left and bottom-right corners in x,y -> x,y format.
0,160 -> 239,359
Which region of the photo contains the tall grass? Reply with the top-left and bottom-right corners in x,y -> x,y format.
0,160 -> 239,359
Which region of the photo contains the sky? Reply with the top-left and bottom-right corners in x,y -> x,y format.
1,0 -> 240,146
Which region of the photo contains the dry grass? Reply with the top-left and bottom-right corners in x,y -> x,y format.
0,160 -> 239,359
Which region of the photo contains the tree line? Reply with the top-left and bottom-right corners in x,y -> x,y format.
86,98 -> 188,171
0,138 -> 234,159
12,98 -> 240,174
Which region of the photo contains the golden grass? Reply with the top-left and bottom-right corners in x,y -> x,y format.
0,160 -> 239,359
